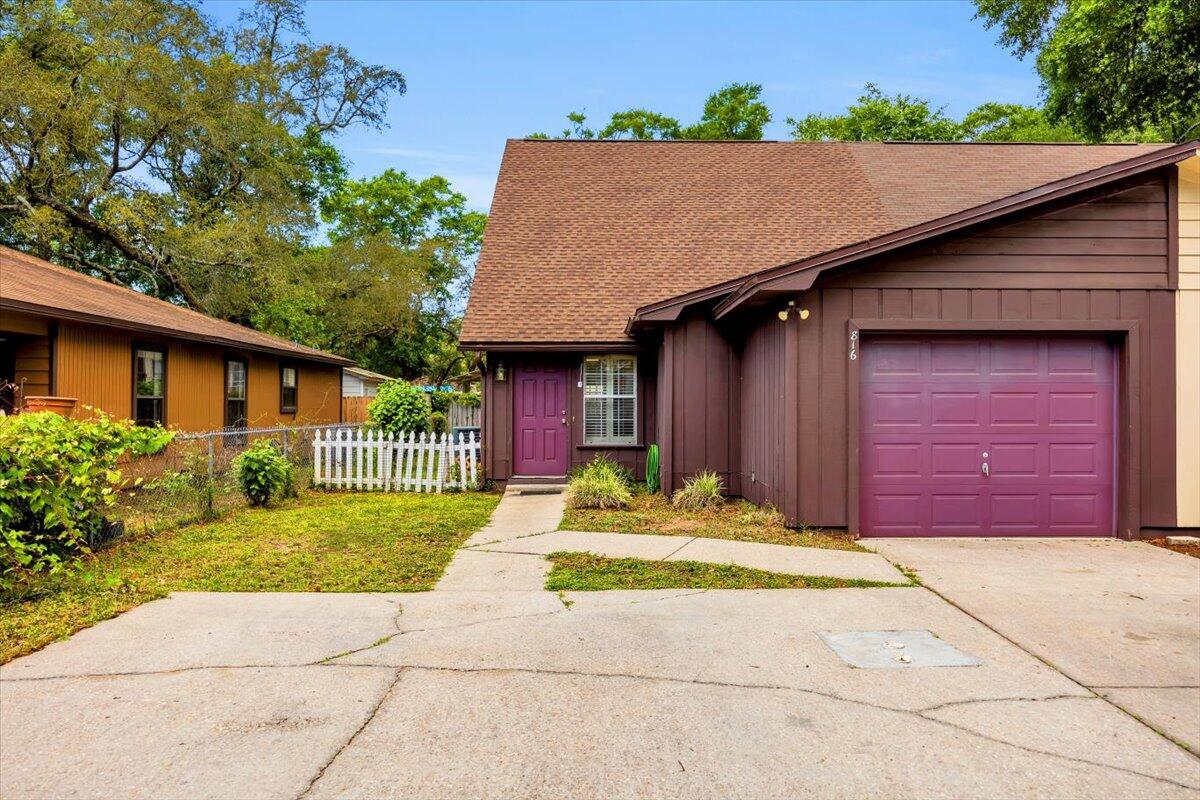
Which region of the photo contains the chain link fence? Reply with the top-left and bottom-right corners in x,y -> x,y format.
111,423 -> 361,535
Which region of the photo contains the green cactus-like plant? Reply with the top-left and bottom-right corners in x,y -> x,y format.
645,443 -> 661,494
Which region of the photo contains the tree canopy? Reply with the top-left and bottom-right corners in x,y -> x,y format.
975,0 -> 1199,141
0,0 -> 478,382
788,84 -> 1085,142
530,83 -> 772,140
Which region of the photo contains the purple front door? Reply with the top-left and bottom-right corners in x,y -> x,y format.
513,362 -> 569,476
860,335 -> 1115,537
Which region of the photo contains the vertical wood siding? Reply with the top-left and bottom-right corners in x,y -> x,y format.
1177,157 -> 1200,526
53,322 -> 340,431
731,172 -> 1178,534
659,315 -> 739,495
481,351 -> 657,482
738,314 -> 786,507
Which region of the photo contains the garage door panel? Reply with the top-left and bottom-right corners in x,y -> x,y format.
860,335 -> 1115,537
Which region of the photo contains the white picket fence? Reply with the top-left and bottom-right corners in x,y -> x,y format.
312,428 -> 479,492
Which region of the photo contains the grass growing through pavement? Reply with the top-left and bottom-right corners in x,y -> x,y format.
0,491 -> 499,664
544,552 -> 910,591
560,488 -> 864,551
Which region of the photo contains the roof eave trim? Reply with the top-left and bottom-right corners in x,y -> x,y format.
1,299 -> 355,367
713,139 -> 1200,320
625,279 -> 743,334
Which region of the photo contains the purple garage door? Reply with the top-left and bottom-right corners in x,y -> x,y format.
513,362 -> 569,476
860,335 -> 1115,537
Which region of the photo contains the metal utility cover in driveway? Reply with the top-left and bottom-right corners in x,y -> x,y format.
820,630 -> 982,669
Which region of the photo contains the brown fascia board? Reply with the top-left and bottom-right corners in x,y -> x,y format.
1,298 -> 355,367
624,278 -> 744,334
710,139 -> 1200,320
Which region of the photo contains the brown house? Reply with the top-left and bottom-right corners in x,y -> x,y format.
463,139 -> 1200,539
0,247 -> 350,430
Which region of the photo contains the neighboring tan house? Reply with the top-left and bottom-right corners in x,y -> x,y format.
462,139 -> 1200,539
0,246 -> 350,430
341,366 -> 391,398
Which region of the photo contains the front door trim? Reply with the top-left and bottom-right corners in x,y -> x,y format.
846,319 -> 1140,539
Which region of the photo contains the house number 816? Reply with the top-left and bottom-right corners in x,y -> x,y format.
849,330 -> 858,361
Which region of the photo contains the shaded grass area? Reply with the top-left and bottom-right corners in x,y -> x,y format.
0,491 -> 499,664
544,552 -> 911,591
560,489 -> 863,551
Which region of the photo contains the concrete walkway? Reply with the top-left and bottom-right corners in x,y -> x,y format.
868,538 -> 1200,755
437,487 -> 906,590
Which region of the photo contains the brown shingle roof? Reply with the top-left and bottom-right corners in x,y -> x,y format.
462,140 -> 1175,345
0,246 -> 353,365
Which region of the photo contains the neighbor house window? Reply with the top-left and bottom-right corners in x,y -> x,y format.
280,364 -> 298,413
583,355 -> 636,445
133,347 -> 165,426
225,358 -> 247,431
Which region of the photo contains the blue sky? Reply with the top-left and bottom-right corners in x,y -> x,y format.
204,0 -> 1042,211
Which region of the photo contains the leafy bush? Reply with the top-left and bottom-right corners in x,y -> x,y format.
429,391 -> 451,415
565,455 -> 633,510
0,411 -> 172,585
672,470 -> 725,510
429,411 -> 448,435
233,440 -> 291,507
450,391 -> 481,408
368,380 -> 430,434
645,444 -> 661,494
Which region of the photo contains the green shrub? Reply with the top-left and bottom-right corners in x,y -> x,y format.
450,391 -> 481,408
0,411 -> 172,586
565,455 -> 634,509
429,411 -> 448,435
568,454 -> 634,489
368,381 -> 430,434
233,440 -> 291,507
645,444 -> 661,494
566,469 -> 632,510
429,391 -> 452,415
672,470 -> 725,510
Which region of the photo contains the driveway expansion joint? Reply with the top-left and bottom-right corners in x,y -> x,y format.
377,661 -> 1200,791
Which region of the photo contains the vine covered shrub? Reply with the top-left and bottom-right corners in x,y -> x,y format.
429,391 -> 451,415
672,470 -> 725,510
565,456 -> 633,510
233,440 -> 292,507
429,411 -> 448,435
368,381 -> 430,434
0,411 -> 172,586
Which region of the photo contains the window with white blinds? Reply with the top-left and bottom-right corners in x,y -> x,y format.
583,355 -> 637,445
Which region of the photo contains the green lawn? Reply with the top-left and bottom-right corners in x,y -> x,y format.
544,552 -> 909,591
560,489 -> 864,551
0,491 -> 499,664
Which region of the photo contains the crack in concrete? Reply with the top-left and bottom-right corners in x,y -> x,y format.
659,536 -> 699,562
0,662 -> 396,683
868,547 -> 1200,759
1090,684 -> 1200,690
295,666 -> 406,799
384,662 -> 1200,791
917,693 -> 1093,713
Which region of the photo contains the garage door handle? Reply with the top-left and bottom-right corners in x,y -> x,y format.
981,462 -> 989,477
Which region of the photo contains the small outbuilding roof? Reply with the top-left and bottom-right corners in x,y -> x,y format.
462,139 -> 1180,347
0,246 -> 353,366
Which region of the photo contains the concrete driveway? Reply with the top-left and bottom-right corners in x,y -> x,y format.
868,538 -> 1200,755
3,586 -> 1199,799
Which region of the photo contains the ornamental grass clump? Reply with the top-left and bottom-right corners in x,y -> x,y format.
0,411 -> 172,587
672,470 -> 725,510
565,455 -> 633,510
233,439 -> 292,507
